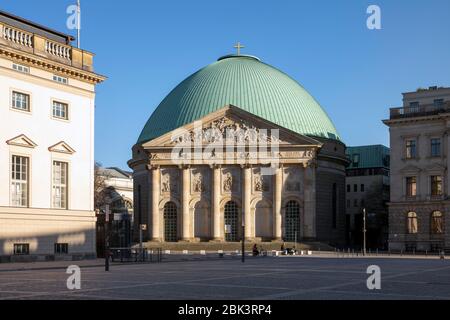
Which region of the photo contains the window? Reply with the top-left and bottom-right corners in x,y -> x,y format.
431,211 -> 444,234
352,154 -> 360,167
407,212 -> 418,234
406,177 -> 417,197
406,140 -> 417,159
55,243 -> 69,254
431,138 -> 441,157
12,63 -> 30,74
354,184 -> 358,192
52,161 -> 68,209
361,184 -> 365,192
361,199 -> 365,207
11,155 -> 29,207
346,199 -> 350,208
434,99 -> 444,107
12,91 -> 30,111
14,243 -> 29,255
431,176 -> 443,196
52,101 -> 68,120
347,184 -> 351,193
409,101 -> 420,111
53,75 -> 68,84
354,199 -> 358,207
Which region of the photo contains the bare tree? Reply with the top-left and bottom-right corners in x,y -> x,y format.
94,162 -> 108,211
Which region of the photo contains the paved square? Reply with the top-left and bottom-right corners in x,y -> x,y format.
1,256 -> 450,300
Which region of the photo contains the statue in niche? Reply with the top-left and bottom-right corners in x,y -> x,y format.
162,175 -> 171,193
193,173 -> 204,193
254,174 -> 269,192
224,173 -> 233,192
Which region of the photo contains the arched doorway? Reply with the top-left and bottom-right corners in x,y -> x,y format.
164,202 -> 178,242
284,200 -> 300,242
255,200 -> 272,239
194,201 -> 210,239
224,201 -> 239,242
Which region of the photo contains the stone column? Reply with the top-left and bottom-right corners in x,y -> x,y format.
212,165 -> 222,241
151,166 -> 161,242
243,165 -> 252,240
273,166 -> 283,240
303,163 -> 317,239
181,166 -> 191,241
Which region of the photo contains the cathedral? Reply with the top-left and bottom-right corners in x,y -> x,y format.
128,54 -> 348,245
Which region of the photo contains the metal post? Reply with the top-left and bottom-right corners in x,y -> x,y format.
294,231 -> 297,251
242,224 -> 245,263
363,208 -> 367,256
104,205 -> 110,272
139,225 -> 143,262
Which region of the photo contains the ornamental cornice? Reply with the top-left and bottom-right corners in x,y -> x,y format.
0,46 -> 106,84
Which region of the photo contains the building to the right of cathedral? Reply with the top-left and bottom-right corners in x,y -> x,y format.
384,86 -> 450,252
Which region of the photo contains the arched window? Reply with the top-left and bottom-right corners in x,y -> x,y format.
407,212 -> 418,234
284,200 -> 300,242
164,202 -> 178,242
431,211 -> 444,234
224,201 -> 239,242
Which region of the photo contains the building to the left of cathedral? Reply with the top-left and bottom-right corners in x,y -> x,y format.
0,10 -> 105,262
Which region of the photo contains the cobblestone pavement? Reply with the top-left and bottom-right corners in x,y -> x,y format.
0,256 -> 449,300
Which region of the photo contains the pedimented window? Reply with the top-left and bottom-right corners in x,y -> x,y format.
6,134 -> 37,148
48,141 -> 76,154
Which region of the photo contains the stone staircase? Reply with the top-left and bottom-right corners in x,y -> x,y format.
139,241 -> 335,252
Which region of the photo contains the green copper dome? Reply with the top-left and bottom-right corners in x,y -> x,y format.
138,55 -> 340,144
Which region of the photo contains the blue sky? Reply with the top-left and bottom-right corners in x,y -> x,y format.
2,0 -> 450,170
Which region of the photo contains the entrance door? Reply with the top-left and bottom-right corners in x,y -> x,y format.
164,202 -> 178,242
284,200 -> 300,242
224,201 -> 239,242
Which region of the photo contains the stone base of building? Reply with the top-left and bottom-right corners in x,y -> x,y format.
388,202 -> 450,251
0,207 -> 97,258
0,253 -> 97,264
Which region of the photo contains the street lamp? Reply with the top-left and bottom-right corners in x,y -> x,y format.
242,218 -> 245,263
363,208 -> 367,256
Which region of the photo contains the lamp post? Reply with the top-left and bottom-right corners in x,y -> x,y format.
242,219 -> 245,263
104,205 -> 110,271
363,208 -> 367,256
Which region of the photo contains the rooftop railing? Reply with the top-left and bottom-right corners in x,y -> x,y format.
390,102 -> 450,119
0,22 -> 94,72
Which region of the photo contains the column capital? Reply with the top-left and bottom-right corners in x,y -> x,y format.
240,164 -> 252,169
209,163 -> 221,170
147,164 -> 160,171
178,164 -> 191,170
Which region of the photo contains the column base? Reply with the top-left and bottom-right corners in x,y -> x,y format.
271,238 -> 283,242
180,238 -> 195,243
150,238 -> 162,243
209,238 -> 224,243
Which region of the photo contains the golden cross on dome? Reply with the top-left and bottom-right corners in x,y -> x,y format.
233,42 -> 245,55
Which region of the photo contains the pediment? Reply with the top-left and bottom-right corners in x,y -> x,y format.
142,105 -> 323,149
6,134 -> 37,148
425,163 -> 446,173
48,141 -> 76,154
399,165 -> 421,174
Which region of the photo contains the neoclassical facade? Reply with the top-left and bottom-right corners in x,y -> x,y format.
129,55 -> 348,245
0,11 -> 105,261
384,86 -> 450,251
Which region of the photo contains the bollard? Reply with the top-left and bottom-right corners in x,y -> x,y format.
440,251 -> 445,260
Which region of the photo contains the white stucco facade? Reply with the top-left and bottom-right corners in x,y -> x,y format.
0,12 -> 105,261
